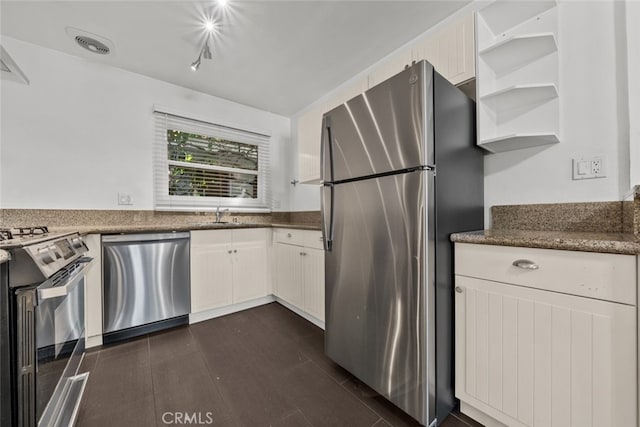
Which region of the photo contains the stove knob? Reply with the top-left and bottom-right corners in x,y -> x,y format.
38,247 -> 56,264
70,237 -> 86,250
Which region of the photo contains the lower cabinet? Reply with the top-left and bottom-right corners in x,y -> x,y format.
454,243 -> 637,427
190,228 -> 269,313
273,228 -> 325,324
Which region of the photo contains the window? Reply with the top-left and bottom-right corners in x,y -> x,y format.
154,110 -> 271,211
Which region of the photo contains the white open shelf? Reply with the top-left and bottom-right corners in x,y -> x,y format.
479,33 -> 557,75
479,132 -> 559,153
479,1 -> 557,35
480,84 -> 558,112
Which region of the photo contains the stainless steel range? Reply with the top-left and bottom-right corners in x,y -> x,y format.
0,227 -> 94,427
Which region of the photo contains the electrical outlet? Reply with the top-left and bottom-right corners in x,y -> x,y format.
572,156 -> 606,180
591,157 -> 603,175
118,193 -> 133,205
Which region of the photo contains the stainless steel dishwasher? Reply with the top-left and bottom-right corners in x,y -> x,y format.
102,232 -> 190,344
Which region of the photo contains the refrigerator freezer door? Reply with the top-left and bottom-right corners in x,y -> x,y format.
322,61 -> 434,183
325,169 -> 435,425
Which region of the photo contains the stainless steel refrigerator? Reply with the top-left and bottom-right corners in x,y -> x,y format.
321,60 -> 484,426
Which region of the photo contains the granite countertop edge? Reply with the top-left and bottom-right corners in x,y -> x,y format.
49,223 -> 321,235
451,230 -> 640,255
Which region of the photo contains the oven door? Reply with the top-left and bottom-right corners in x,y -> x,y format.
34,256 -> 93,427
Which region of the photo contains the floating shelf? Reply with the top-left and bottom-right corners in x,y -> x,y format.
479,33 -> 557,75
479,132 -> 559,153
479,1 -> 557,35
480,84 -> 558,112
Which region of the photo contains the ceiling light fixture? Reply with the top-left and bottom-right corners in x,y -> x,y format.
217,0 -> 228,8
204,20 -> 215,32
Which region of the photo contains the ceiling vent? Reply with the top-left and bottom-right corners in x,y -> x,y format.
75,36 -> 110,54
0,45 -> 29,85
65,27 -> 114,56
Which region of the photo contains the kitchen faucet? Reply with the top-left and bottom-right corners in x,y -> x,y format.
215,206 -> 229,223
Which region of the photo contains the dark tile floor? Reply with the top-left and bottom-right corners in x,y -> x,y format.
76,303 -> 482,427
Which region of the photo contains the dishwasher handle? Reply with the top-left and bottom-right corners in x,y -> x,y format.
102,232 -> 190,243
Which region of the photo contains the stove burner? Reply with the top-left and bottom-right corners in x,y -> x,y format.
14,226 -> 49,237
0,229 -> 13,241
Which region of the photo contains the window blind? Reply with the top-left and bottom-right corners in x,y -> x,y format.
153,110 -> 271,211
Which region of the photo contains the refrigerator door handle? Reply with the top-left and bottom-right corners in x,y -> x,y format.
321,183 -> 334,251
321,116 -> 334,184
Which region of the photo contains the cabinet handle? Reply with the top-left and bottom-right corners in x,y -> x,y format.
228,250 -> 232,254
287,233 -> 292,238
234,249 -> 237,253
455,286 -> 463,293
512,259 -> 539,270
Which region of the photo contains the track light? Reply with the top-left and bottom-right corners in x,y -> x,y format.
190,41 -> 211,71
203,42 -> 212,60
190,55 -> 201,71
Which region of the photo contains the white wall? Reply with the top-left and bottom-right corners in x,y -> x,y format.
0,36 -> 292,211
627,0 -> 640,189
484,1 -> 630,223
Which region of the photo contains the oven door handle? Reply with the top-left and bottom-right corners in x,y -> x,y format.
37,257 -> 94,302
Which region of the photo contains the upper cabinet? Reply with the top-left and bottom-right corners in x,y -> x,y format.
296,12 -> 476,184
476,1 -> 560,153
368,48 -> 413,88
413,12 -> 475,86
297,103 -> 324,184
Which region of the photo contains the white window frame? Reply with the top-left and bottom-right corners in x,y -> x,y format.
153,109 -> 271,211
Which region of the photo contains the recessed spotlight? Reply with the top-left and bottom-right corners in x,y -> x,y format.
204,20 -> 215,32
217,0 -> 228,7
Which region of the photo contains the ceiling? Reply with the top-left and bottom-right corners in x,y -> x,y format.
0,1 -> 470,116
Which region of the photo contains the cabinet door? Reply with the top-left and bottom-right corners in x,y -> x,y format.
303,248 -> 325,322
232,240 -> 268,304
413,13 -> 475,85
274,243 -> 304,308
368,48 -> 412,87
297,105 -> 324,183
190,243 -> 233,312
455,275 -> 637,427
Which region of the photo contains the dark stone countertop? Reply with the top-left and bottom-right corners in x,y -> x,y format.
451,229 -> 640,255
50,222 -> 321,236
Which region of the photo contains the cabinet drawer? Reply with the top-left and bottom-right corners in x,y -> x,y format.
274,229 -> 324,249
455,243 -> 636,305
191,229 -> 233,246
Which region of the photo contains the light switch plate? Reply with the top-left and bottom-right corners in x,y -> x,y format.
572,156 -> 606,180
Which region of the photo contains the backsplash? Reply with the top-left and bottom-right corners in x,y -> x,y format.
492,201 -> 634,234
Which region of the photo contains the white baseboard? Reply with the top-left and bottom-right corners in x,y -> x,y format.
86,334 -> 103,349
189,295 -> 276,324
274,297 -> 325,330
460,401 -> 507,427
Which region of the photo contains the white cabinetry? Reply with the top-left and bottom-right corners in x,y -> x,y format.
454,243 -> 637,427
413,12 -> 475,85
476,1 -> 560,152
84,234 -> 103,348
273,228 -> 325,326
368,48 -> 413,88
297,104 -> 325,184
190,228 -> 269,315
